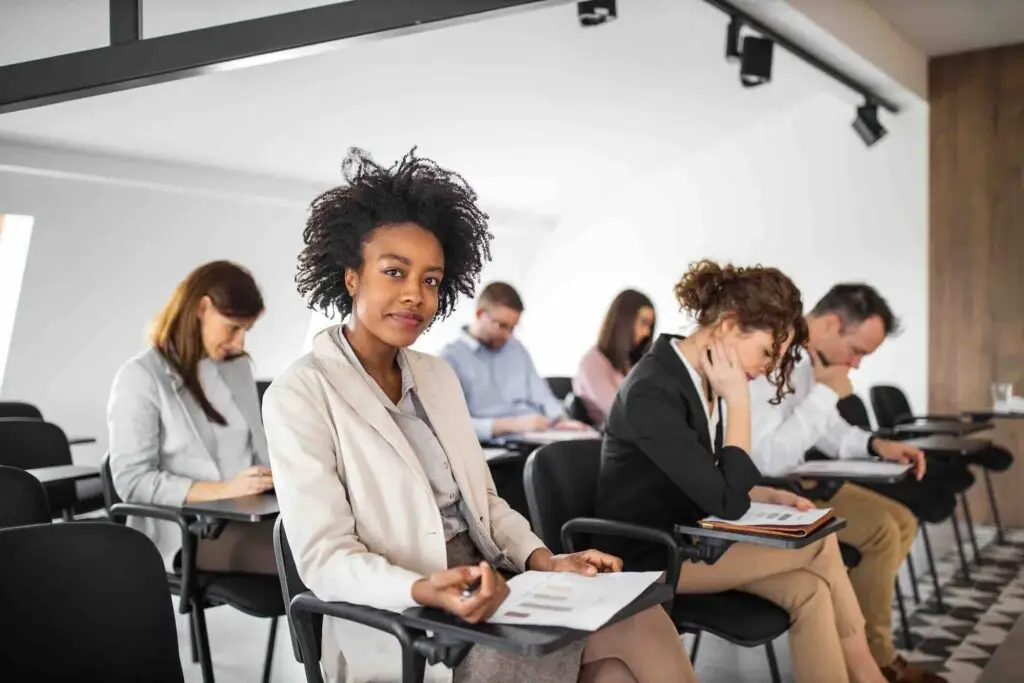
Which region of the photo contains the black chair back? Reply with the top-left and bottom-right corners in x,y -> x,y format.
0,522 -> 185,682
545,376 -> 573,401
870,385 -> 913,428
273,515 -> 324,663
837,394 -> 873,430
565,393 -> 594,427
0,465 -> 51,528
256,379 -> 273,409
523,439 -> 602,554
100,453 -> 124,516
0,401 -> 43,420
0,419 -> 76,512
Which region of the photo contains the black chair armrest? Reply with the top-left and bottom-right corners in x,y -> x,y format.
896,413 -> 963,425
109,502 -> 198,613
561,517 -> 683,592
761,475 -> 841,501
289,593 -> 467,678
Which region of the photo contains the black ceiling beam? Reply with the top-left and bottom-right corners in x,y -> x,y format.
109,0 -> 143,45
0,0 -> 564,115
701,0 -> 900,113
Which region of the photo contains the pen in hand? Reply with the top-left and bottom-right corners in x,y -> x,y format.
460,563 -> 494,601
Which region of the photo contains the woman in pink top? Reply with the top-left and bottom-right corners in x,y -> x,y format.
573,290 -> 656,425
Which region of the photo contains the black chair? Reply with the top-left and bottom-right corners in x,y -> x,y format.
545,376 -> 573,401
101,455 -> 283,683
0,400 -> 43,419
257,379 -> 273,410
0,522 -> 185,682
524,440 -> 788,683
565,393 -> 595,427
273,516 -> 466,683
0,418 -> 104,518
871,384 -> 1009,546
840,394 -> 967,614
0,464 -> 51,528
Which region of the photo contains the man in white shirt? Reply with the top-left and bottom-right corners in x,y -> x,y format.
750,284 -> 945,683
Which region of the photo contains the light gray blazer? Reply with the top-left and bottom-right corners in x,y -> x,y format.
107,347 -> 269,569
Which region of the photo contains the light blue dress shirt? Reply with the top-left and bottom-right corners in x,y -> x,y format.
440,330 -> 565,440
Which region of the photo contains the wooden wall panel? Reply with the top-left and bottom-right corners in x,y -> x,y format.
930,44 -> 1024,526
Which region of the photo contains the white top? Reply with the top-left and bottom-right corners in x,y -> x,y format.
197,358 -> 255,478
332,327 -> 468,541
670,340 -> 720,445
749,357 -> 871,476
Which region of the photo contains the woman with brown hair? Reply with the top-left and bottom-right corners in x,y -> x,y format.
596,260 -> 888,683
573,289 -> 656,425
108,260 -> 276,574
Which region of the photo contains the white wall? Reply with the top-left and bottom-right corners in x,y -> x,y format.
0,144 -> 321,463
413,92 -> 930,417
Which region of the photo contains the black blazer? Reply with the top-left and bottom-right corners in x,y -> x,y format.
595,334 -> 762,570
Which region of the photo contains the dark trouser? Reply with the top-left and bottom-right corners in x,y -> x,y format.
859,455 -> 966,523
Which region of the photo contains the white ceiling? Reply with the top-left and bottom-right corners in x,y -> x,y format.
864,0 -> 1024,56
0,0 -> 861,216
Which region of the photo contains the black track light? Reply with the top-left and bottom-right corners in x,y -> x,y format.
578,1 -> 617,27
853,102 -> 887,147
725,17 -> 774,87
739,36 -> 774,87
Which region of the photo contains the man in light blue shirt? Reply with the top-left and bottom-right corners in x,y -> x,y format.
441,282 -> 589,440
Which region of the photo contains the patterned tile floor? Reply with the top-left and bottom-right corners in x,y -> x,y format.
894,526 -> 1024,683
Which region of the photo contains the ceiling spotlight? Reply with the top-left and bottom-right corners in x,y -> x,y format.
578,1 -> 617,27
724,17 -> 774,87
853,101 -> 887,146
740,37 -> 774,87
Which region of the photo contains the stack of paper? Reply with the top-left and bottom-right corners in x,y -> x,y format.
518,430 -> 600,444
792,460 -> 912,479
488,570 -> 661,631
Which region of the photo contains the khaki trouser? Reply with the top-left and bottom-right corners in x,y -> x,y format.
819,483 -> 917,667
677,534 -> 865,683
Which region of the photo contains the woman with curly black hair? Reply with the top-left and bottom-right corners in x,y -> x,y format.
263,148 -> 695,683
596,261 -> 888,683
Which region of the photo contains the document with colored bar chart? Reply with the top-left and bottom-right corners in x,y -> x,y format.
487,570 -> 662,630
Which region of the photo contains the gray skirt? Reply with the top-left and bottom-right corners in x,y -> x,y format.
448,533 -> 584,683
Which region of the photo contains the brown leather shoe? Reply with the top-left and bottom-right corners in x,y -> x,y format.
881,656 -> 948,683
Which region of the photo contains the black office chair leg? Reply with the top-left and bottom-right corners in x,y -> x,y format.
764,641 -> 782,683
401,641 -> 427,683
983,469 -> 1006,545
261,617 -> 277,683
906,552 -> 921,604
689,631 -> 702,663
895,578 -> 913,650
959,492 -> 983,566
189,619 -> 200,663
920,525 -> 945,612
191,603 -> 216,683
950,511 -> 971,582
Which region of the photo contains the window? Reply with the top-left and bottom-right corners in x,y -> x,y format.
0,214 -> 35,393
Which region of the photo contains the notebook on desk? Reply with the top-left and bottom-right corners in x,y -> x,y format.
699,503 -> 835,538
792,460 -> 912,478
517,429 -> 601,444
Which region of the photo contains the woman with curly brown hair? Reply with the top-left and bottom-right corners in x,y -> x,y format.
596,260 -> 888,683
263,148 -> 695,683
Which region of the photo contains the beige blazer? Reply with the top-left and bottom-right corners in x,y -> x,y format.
107,347 -> 269,570
263,327 -> 545,682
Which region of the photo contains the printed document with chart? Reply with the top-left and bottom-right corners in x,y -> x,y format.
487,571 -> 662,630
